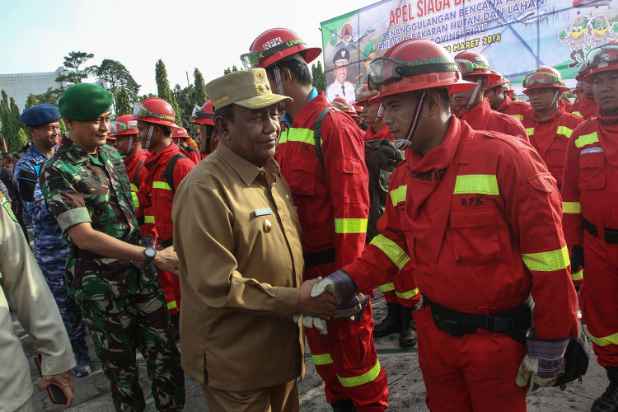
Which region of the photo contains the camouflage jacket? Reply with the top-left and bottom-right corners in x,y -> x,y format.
41,139 -> 149,300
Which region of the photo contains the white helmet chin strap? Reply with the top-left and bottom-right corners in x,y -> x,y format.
126,136 -> 134,154
405,91 -> 427,144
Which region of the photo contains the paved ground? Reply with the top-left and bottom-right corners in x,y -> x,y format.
22,295 -> 605,411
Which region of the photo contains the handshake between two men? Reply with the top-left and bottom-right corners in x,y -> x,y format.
296,271 -> 360,334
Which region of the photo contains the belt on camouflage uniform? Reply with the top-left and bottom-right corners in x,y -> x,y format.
582,217 -> 618,244
424,295 -> 531,343
304,248 -> 336,269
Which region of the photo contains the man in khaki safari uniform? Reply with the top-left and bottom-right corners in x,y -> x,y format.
173,68 -> 336,412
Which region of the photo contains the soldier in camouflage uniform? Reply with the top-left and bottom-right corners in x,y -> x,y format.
16,104 -> 92,377
41,83 -> 185,412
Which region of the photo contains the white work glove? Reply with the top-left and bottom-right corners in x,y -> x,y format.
516,338 -> 569,390
293,315 -> 328,335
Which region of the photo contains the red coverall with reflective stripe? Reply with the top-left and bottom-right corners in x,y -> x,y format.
571,95 -> 598,119
276,93 -> 387,410
522,110 -> 582,190
139,143 -> 195,314
562,119 -> 618,367
124,147 -> 149,211
497,95 -> 532,123
460,99 -> 529,143
344,117 -> 578,412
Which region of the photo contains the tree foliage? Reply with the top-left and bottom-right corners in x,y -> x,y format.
223,65 -> 240,75
96,59 -> 140,115
155,59 -> 183,125
0,91 -> 27,153
312,61 -> 326,92
193,68 -> 207,107
56,51 -> 96,86
173,84 -> 196,129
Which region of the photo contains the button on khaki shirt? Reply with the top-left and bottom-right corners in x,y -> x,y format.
173,144 -> 305,391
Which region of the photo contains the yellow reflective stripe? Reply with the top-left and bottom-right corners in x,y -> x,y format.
396,288 -> 420,300
130,183 -> 138,192
167,300 -> 177,310
153,181 -> 172,191
144,215 -> 155,224
563,201 -> 581,214
312,353 -> 334,366
335,218 -> 368,234
512,114 -> 524,121
575,132 -> 599,148
522,245 -> 570,272
130,192 -> 140,209
279,128 -> 315,145
370,235 -> 410,270
557,125 -> 573,138
572,268 -> 584,281
526,128 -> 535,137
572,111 -> 583,118
590,332 -> 618,347
390,185 -> 407,207
337,360 -> 381,388
453,175 -> 500,196
378,282 -> 395,293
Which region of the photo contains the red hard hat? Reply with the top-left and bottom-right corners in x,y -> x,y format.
355,83 -> 379,105
455,51 -> 502,84
111,114 -> 139,137
192,100 -> 215,126
523,66 -> 569,93
585,44 -> 618,80
172,127 -> 189,139
242,28 -> 322,69
134,97 -> 178,128
484,71 -> 508,89
368,40 -> 475,99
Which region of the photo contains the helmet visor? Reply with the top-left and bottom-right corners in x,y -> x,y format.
368,57 -> 457,90
133,103 -> 175,123
241,39 -> 305,69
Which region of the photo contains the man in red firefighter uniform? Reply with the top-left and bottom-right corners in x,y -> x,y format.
134,97 -> 196,332
451,51 -> 529,142
191,100 -> 218,158
485,73 -> 532,122
562,44 -> 618,412
309,39 -> 579,412
172,126 -> 201,164
522,66 -> 582,190
357,88 -> 392,141
110,114 -> 149,211
243,28 -> 388,411
571,65 -> 599,119
355,86 -> 416,347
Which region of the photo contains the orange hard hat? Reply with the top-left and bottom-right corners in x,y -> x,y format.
191,100 -> 215,126
367,40 -> 475,99
523,66 -> 569,94
172,127 -> 189,139
455,51 -> 502,84
242,28 -> 321,69
111,114 -> 139,137
134,97 -> 178,128
585,44 -> 618,80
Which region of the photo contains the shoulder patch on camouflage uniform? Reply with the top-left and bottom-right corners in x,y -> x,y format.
0,193 -> 17,223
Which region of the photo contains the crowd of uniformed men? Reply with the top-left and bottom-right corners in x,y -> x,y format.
1,26 -> 618,412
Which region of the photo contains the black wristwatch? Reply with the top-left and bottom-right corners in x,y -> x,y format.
143,246 -> 157,263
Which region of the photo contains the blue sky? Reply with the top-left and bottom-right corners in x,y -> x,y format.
0,0 -> 376,94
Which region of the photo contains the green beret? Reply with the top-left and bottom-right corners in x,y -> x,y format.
59,83 -> 113,121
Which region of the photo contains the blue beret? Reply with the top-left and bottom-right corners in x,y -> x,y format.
59,83 -> 113,121
20,104 -> 61,127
